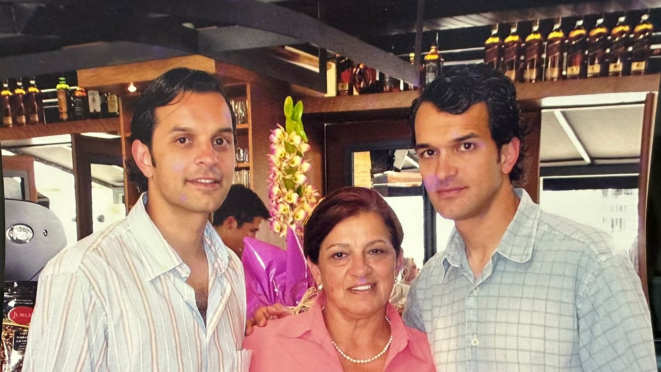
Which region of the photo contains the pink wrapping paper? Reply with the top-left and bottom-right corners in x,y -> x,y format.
242,227 -> 315,319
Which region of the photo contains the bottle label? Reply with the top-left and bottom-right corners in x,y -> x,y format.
610,63 -> 623,73
567,66 -> 581,77
3,116 -> 12,127
632,61 -> 646,73
29,113 -> 39,124
57,90 -> 68,120
504,69 -> 516,81
546,42 -> 562,59
587,64 -> 601,77
16,115 -> 26,125
546,67 -> 560,80
88,91 -> 101,113
485,47 -> 501,67
108,95 -> 119,113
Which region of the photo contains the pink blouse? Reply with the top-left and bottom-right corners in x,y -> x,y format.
244,298 -> 435,372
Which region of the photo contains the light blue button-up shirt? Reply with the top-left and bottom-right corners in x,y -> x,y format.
404,189 -> 656,371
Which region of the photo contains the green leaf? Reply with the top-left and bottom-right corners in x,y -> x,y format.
284,96 -> 294,118
293,101 -> 303,122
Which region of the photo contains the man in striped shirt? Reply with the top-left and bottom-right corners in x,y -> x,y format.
24,68 -> 251,371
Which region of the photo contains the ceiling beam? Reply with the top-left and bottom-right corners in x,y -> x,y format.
0,41 -> 190,78
199,26 -> 301,53
211,49 -> 326,92
553,109 -> 592,165
147,0 -> 420,85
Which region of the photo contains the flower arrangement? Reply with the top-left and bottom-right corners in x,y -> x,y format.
268,96 -> 319,237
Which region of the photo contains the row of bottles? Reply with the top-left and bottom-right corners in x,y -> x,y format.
1,76 -> 120,128
335,44 -> 444,95
485,13 -> 654,83
1,77 -> 41,128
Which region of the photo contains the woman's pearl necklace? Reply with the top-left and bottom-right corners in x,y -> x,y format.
330,316 -> 392,364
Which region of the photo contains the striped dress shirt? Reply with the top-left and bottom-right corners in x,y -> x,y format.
404,189 -> 656,371
23,193 -> 251,372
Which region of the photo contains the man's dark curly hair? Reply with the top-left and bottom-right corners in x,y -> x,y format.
125,68 -> 236,192
212,184 -> 269,228
409,63 -> 528,184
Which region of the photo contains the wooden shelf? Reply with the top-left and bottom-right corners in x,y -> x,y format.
236,123 -> 250,130
235,162 -> 250,169
301,74 -> 661,119
0,117 -> 120,141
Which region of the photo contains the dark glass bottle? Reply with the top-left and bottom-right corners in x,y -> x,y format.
485,24 -> 503,71
25,76 -> 42,124
545,18 -> 565,81
71,87 -> 88,120
503,23 -> 522,82
566,19 -> 588,79
1,79 -> 13,128
352,63 -> 375,94
423,44 -> 443,87
523,20 -> 544,83
609,15 -> 632,77
336,54 -> 354,96
587,17 -> 610,78
13,79 -> 26,126
632,13 -> 653,75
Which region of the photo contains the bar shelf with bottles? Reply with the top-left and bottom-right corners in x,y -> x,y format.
0,76 -> 121,141
333,41 -> 444,97
486,11 -> 656,84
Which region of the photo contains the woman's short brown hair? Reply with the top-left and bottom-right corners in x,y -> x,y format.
304,187 -> 404,264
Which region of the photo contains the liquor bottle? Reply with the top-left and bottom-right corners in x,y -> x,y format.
87,90 -> 101,118
100,92 -> 109,117
523,20 -> 544,83
13,79 -> 26,126
107,93 -> 120,116
632,13 -> 653,75
56,77 -> 70,121
503,23 -> 522,82
352,63 -> 375,94
423,44 -> 443,87
566,19 -> 588,79
383,73 -> 394,92
485,24 -> 503,71
545,18 -> 565,81
25,76 -> 42,124
71,87 -> 88,120
587,16 -> 610,78
1,79 -> 13,128
336,55 -> 353,96
407,52 -> 418,90
609,15 -> 632,77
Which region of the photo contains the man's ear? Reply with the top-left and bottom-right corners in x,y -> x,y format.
132,140 -> 155,179
499,137 -> 521,175
223,216 -> 238,230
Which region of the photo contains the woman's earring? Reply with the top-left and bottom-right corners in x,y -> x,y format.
317,283 -> 323,291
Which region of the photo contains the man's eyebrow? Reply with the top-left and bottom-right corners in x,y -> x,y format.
452,133 -> 479,142
414,143 -> 431,151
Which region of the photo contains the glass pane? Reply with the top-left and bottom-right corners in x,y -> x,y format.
33,161 -> 75,247
384,195 -> 425,268
539,188 -> 638,262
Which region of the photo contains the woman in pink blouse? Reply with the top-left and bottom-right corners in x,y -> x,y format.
245,187 -> 435,372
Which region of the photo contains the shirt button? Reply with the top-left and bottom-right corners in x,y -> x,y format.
473,286 -> 480,294
471,336 -> 479,346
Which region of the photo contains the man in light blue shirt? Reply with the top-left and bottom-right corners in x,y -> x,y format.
404,64 -> 656,371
